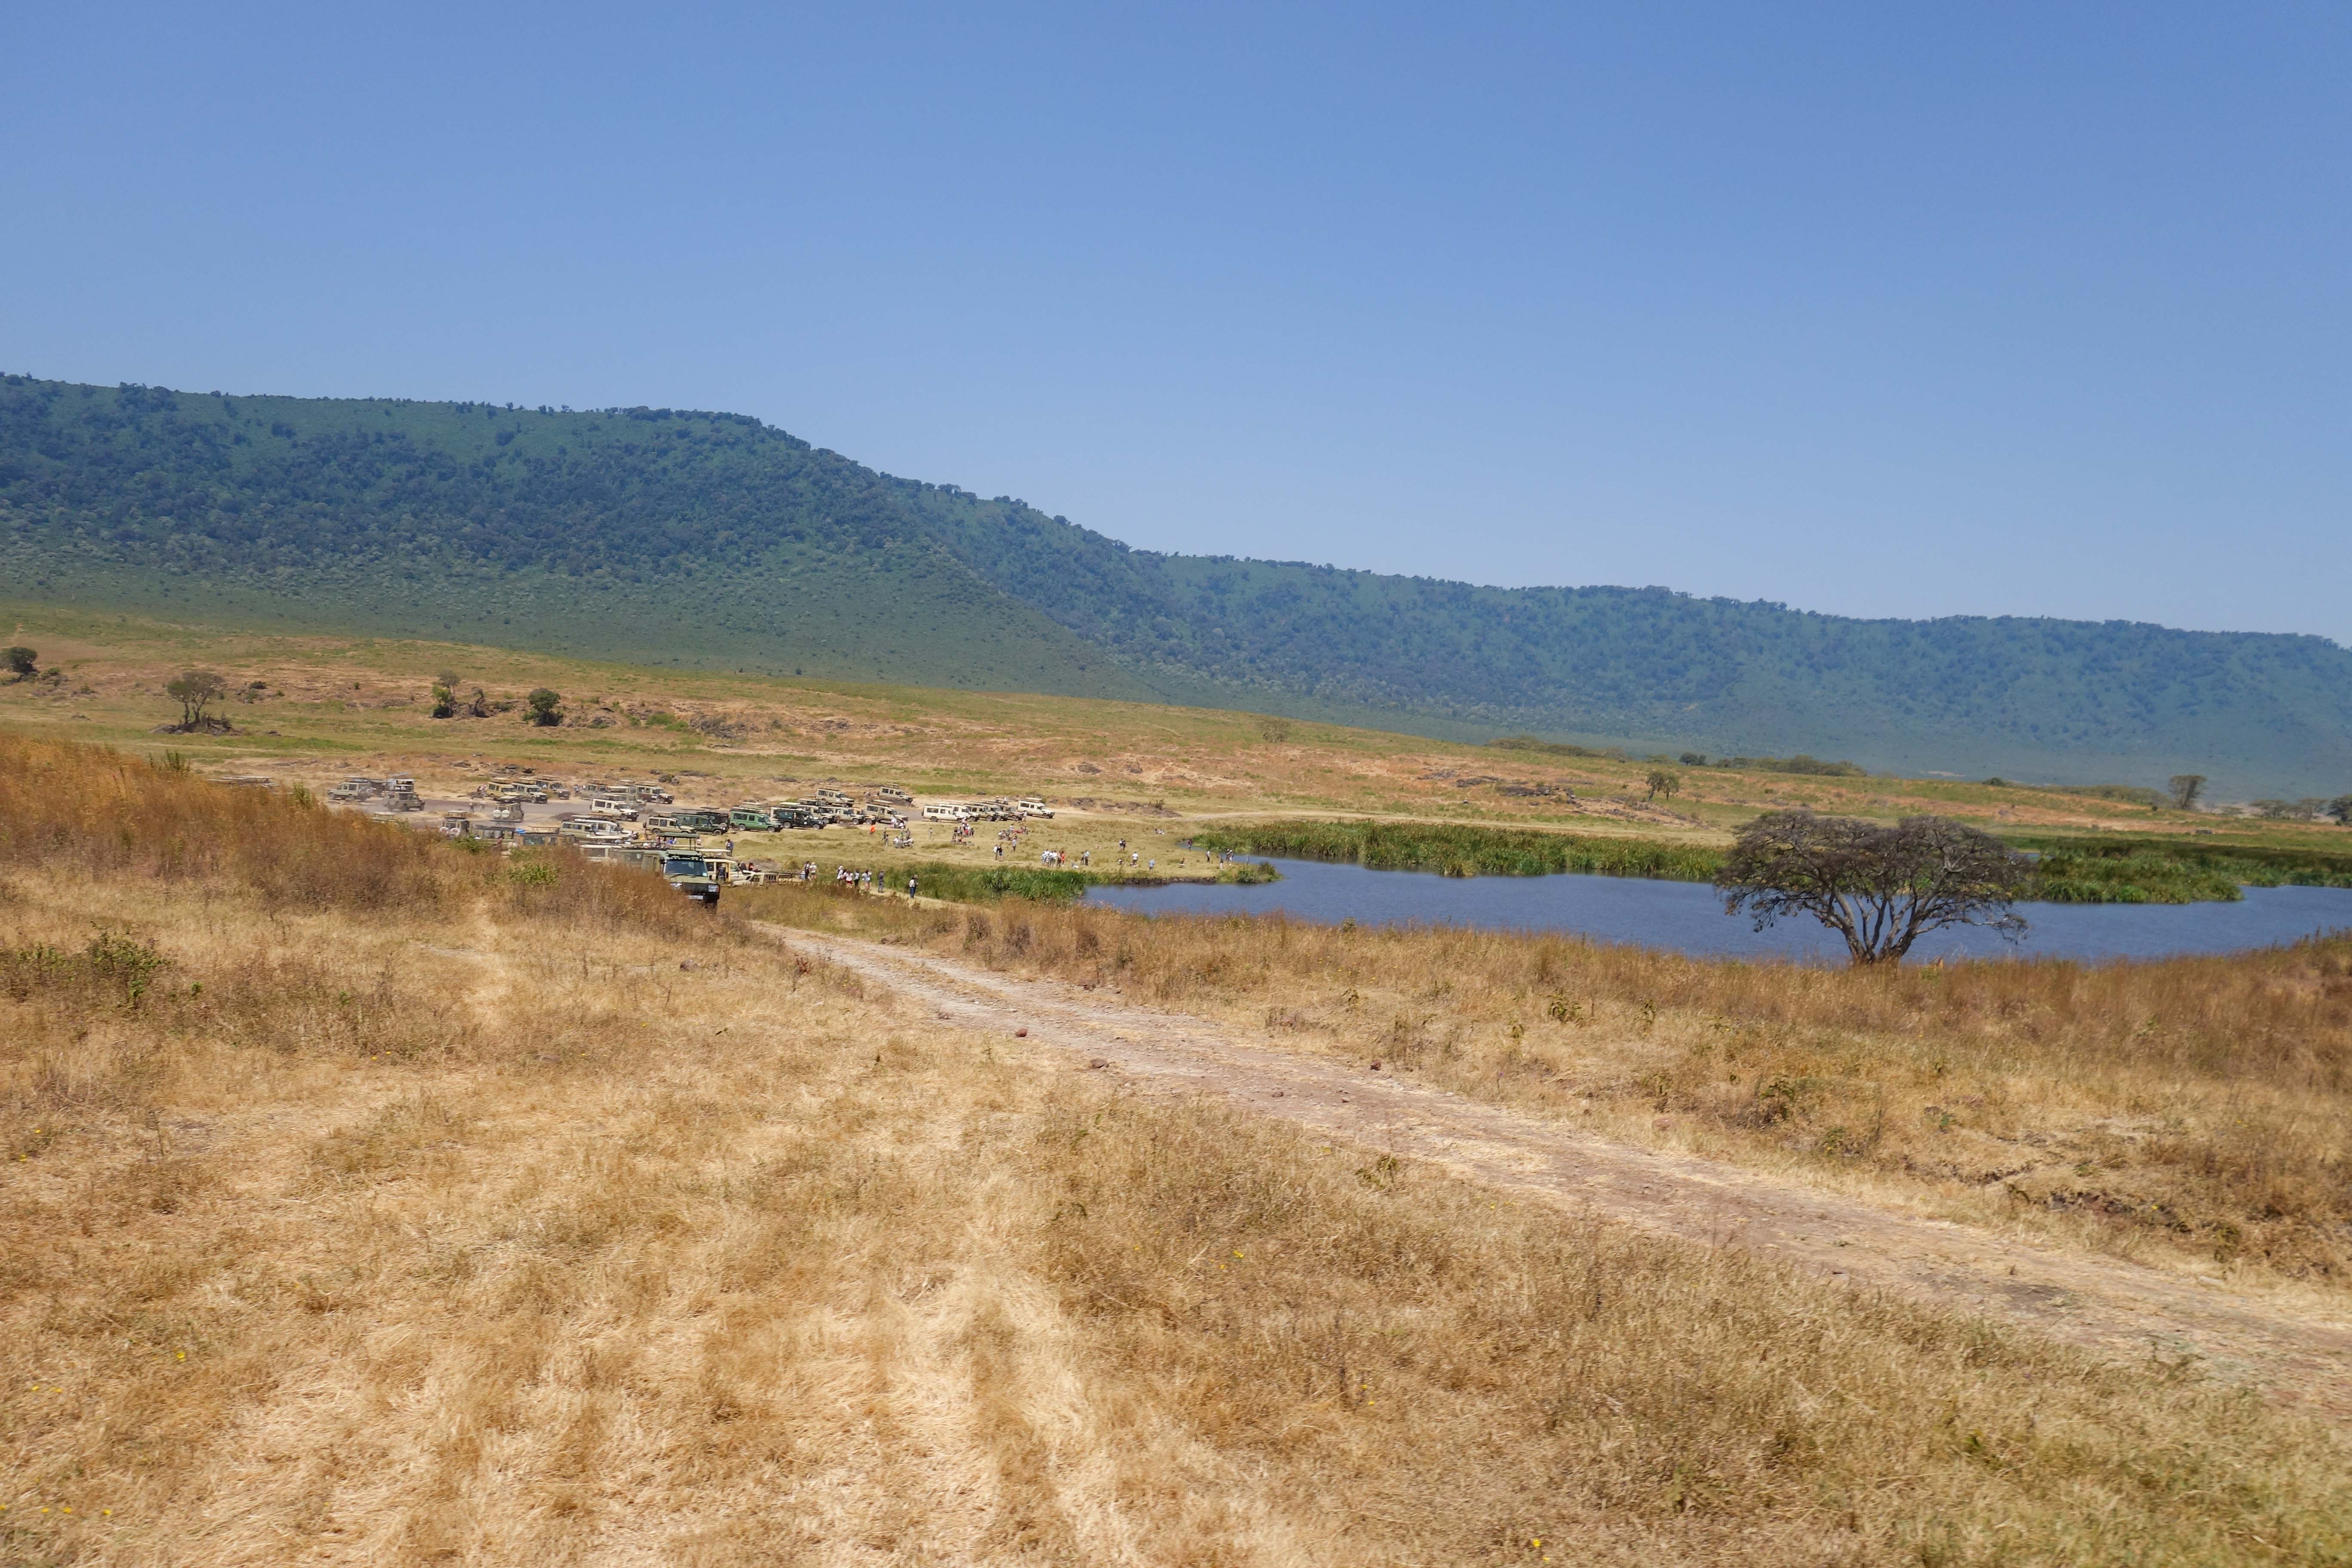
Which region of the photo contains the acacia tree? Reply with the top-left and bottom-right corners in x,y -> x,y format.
2168,774 -> 2208,811
3,646 -> 35,680
2329,796 -> 2352,827
165,668 -> 228,731
526,688 -> 564,726
430,670 -> 462,720
1646,769 -> 1680,802
1716,811 -> 2030,967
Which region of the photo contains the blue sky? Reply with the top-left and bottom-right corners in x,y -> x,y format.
5,3 -> 2347,642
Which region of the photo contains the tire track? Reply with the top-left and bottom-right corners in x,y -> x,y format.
767,925 -> 2352,1422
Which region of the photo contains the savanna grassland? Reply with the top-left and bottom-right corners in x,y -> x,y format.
742,883 -> 2352,1303
6,735 -> 2352,1566
9,600 -> 2347,865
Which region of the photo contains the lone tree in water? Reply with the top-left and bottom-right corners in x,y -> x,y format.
165,668 -> 228,731
2168,774 -> 2208,811
1716,811 -> 2029,967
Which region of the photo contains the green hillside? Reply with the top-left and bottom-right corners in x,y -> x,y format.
4,373 -> 2348,796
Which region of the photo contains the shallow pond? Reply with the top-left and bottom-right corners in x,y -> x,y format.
1085,858 -> 2352,964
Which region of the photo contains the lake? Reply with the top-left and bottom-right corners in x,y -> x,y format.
1085,858 -> 2352,964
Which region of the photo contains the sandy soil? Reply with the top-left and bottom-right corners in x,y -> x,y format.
773,925 -> 2352,1424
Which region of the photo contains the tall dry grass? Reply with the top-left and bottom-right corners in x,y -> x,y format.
4,864 -> 2349,1565
744,885 -> 2352,1286
0,730 -> 709,935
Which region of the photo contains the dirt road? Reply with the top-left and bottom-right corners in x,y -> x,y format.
770,925 -> 2352,1423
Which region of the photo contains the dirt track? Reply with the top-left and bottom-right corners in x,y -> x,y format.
769,924 -> 2352,1423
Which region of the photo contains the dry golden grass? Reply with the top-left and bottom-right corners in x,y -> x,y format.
20,597 -> 2339,854
744,887 -> 2352,1294
6,739 -> 2352,1564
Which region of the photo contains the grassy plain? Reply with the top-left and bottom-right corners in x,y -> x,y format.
743,883 -> 2352,1303
8,600 -> 2349,864
5,735 -> 2349,1565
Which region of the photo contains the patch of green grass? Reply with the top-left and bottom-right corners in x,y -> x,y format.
1189,820 -> 1724,881
2016,836 -> 2352,903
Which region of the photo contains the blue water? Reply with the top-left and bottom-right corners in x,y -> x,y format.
1084,858 -> 2352,964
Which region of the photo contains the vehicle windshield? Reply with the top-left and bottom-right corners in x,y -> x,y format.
663,857 -> 709,877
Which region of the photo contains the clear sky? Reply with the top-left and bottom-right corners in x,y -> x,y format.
5,3 -> 2346,643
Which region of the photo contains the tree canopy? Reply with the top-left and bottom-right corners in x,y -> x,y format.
164,668 -> 228,731
1716,812 -> 2030,966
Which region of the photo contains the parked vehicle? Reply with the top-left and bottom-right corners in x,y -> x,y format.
873,786 -> 912,805
1016,798 -> 1054,819
729,806 -> 781,832
662,851 -> 726,906
922,803 -> 971,823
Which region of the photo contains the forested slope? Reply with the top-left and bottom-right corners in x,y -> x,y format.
4,374 -> 2346,794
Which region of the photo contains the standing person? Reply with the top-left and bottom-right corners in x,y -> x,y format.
907,873 -> 918,899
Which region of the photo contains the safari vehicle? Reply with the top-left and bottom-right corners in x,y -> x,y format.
673,808 -> 729,833
488,780 -> 530,804
385,776 -> 423,812
873,785 -> 912,805
729,805 -> 781,832
558,816 -> 630,843
590,797 -> 639,822
634,783 -> 674,805
1016,798 -> 1054,819
662,851 -> 726,906
922,802 -> 971,822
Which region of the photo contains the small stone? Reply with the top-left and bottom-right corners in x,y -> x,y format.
535,1054 -> 560,1064
679,960 -> 697,971
1088,1058 -> 1109,1069
1014,1028 -> 1029,1038
1369,1060 -> 1382,1071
